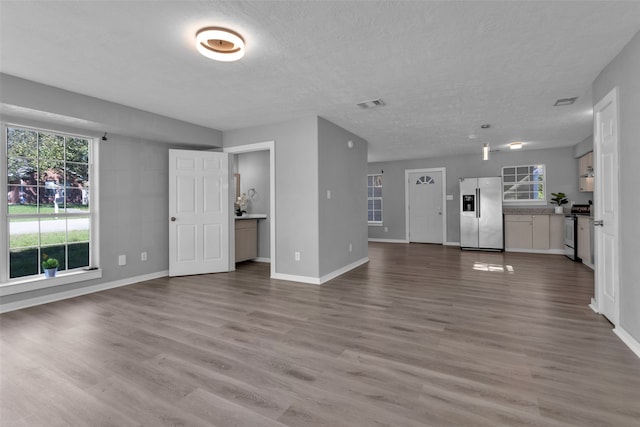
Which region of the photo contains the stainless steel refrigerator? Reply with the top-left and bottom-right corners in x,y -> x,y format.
459,177 -> 504,251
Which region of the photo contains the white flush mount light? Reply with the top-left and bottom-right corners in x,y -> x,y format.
482,143 -> 490,161
509,142 -> 523,150
196,27 -> 245,62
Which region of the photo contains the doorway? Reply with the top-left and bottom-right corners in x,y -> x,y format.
224,141 -> 276,278
405,168 -> 447,244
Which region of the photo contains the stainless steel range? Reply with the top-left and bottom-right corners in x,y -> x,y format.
565,204 -> 591,261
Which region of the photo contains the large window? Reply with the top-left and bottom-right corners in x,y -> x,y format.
502,164 -> 546,203
4,125 -> 94,280
368,174 -> 383,224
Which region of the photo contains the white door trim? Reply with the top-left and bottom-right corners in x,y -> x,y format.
593,86 -> 620,325
223,141 -> 276,278
404,167 -> 447,243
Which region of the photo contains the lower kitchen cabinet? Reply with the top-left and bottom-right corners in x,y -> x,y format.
505,215 -> 533,248
505,214 -> 564,251
577,216 -> 591,262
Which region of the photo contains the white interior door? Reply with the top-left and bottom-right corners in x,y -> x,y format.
408,170 -> 443,243
169,150 -> 232,277
594,87 -> 619,324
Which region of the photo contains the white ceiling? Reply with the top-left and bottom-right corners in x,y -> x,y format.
1,1 -> 639,162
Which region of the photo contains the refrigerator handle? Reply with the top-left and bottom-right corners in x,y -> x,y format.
476,188 -> 480,218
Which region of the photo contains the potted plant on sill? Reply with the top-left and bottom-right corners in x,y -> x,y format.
551,192 -> 568,214
42,255 -> 60,278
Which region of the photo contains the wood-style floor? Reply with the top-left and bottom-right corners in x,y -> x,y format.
2,243 -> 640,426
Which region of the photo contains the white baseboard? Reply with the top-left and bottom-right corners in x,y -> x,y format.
368,238 -> 409,243
589,298 -> 599,313
444,241 -> 460,246
613,326 -> 640,360
318,257 -> 369,284
0,270 -> 169,314
505,248 -> 566,255
582,260 -> 595,270
273,257 -> 369,286
271,272 -> 322,285
252,257 -> 271,263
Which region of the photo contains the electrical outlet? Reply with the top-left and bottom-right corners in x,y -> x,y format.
141,252 -> 147,261
384,226 -> 388,232
118,255 -> 126,266
294,251 -> 301,261
326,190 -> 331,199
349,243 -> 353,252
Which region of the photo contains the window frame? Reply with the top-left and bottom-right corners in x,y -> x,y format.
1,122 -> 101,293
367,173 -> 383,225
501,164 -> 547,205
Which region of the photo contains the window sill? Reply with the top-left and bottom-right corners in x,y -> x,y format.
0,269 -> 103,297
368,223 -> 384,227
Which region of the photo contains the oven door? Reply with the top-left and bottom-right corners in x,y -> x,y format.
564,215 -> 576,260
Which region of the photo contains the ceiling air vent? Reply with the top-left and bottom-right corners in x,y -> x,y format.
357,98 -> 386,109
554,97 -> 578,106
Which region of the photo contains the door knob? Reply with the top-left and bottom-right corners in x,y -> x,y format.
591,219 -> 603,226
170,217 -> 176,222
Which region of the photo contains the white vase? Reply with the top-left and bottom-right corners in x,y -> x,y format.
555,206 -> 564,214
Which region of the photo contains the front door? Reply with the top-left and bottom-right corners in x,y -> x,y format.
169,150 -> 232,277
594,87 -> 619,324
408,170 -> 443,243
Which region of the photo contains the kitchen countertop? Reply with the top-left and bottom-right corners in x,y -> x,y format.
235,214 -> 267,220
502,207 -> 564,215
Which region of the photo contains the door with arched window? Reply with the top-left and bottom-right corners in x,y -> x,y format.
408,170 -> 444,243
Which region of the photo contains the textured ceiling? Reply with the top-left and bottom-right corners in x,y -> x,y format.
1,1 -> 639,162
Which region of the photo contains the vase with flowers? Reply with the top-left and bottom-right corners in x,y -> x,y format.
235,193 -> 248,216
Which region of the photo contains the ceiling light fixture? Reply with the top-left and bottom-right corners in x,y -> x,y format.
480,124 -> 491,129
196,27 -> 245,62
509,142 -> 523,150
482,143 -> 490,161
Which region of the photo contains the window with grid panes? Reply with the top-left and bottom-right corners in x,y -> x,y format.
502,164 -> 546,203
4,125 -> 94,279
368,174 -> 383,224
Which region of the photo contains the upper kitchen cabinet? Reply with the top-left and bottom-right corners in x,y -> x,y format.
578,151 -> 594,192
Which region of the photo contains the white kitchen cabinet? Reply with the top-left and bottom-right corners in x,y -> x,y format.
578,151 -> 594,192
577,216 -> 591,262
549,215 -> 565,250
532,215 -> 550,249
505,215 -> 533,248
505,214 -> 558,250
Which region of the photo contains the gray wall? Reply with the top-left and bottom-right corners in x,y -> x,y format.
317,117 -> 368,276
224,116 -> 321,277
236,150 -> 270,259
573,135 -> 594,158
0,76 -> 222,307
1,74 -> 222,147
368,146 -> 590,243
1,132 -> 174,306
593,30 -> 640,343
